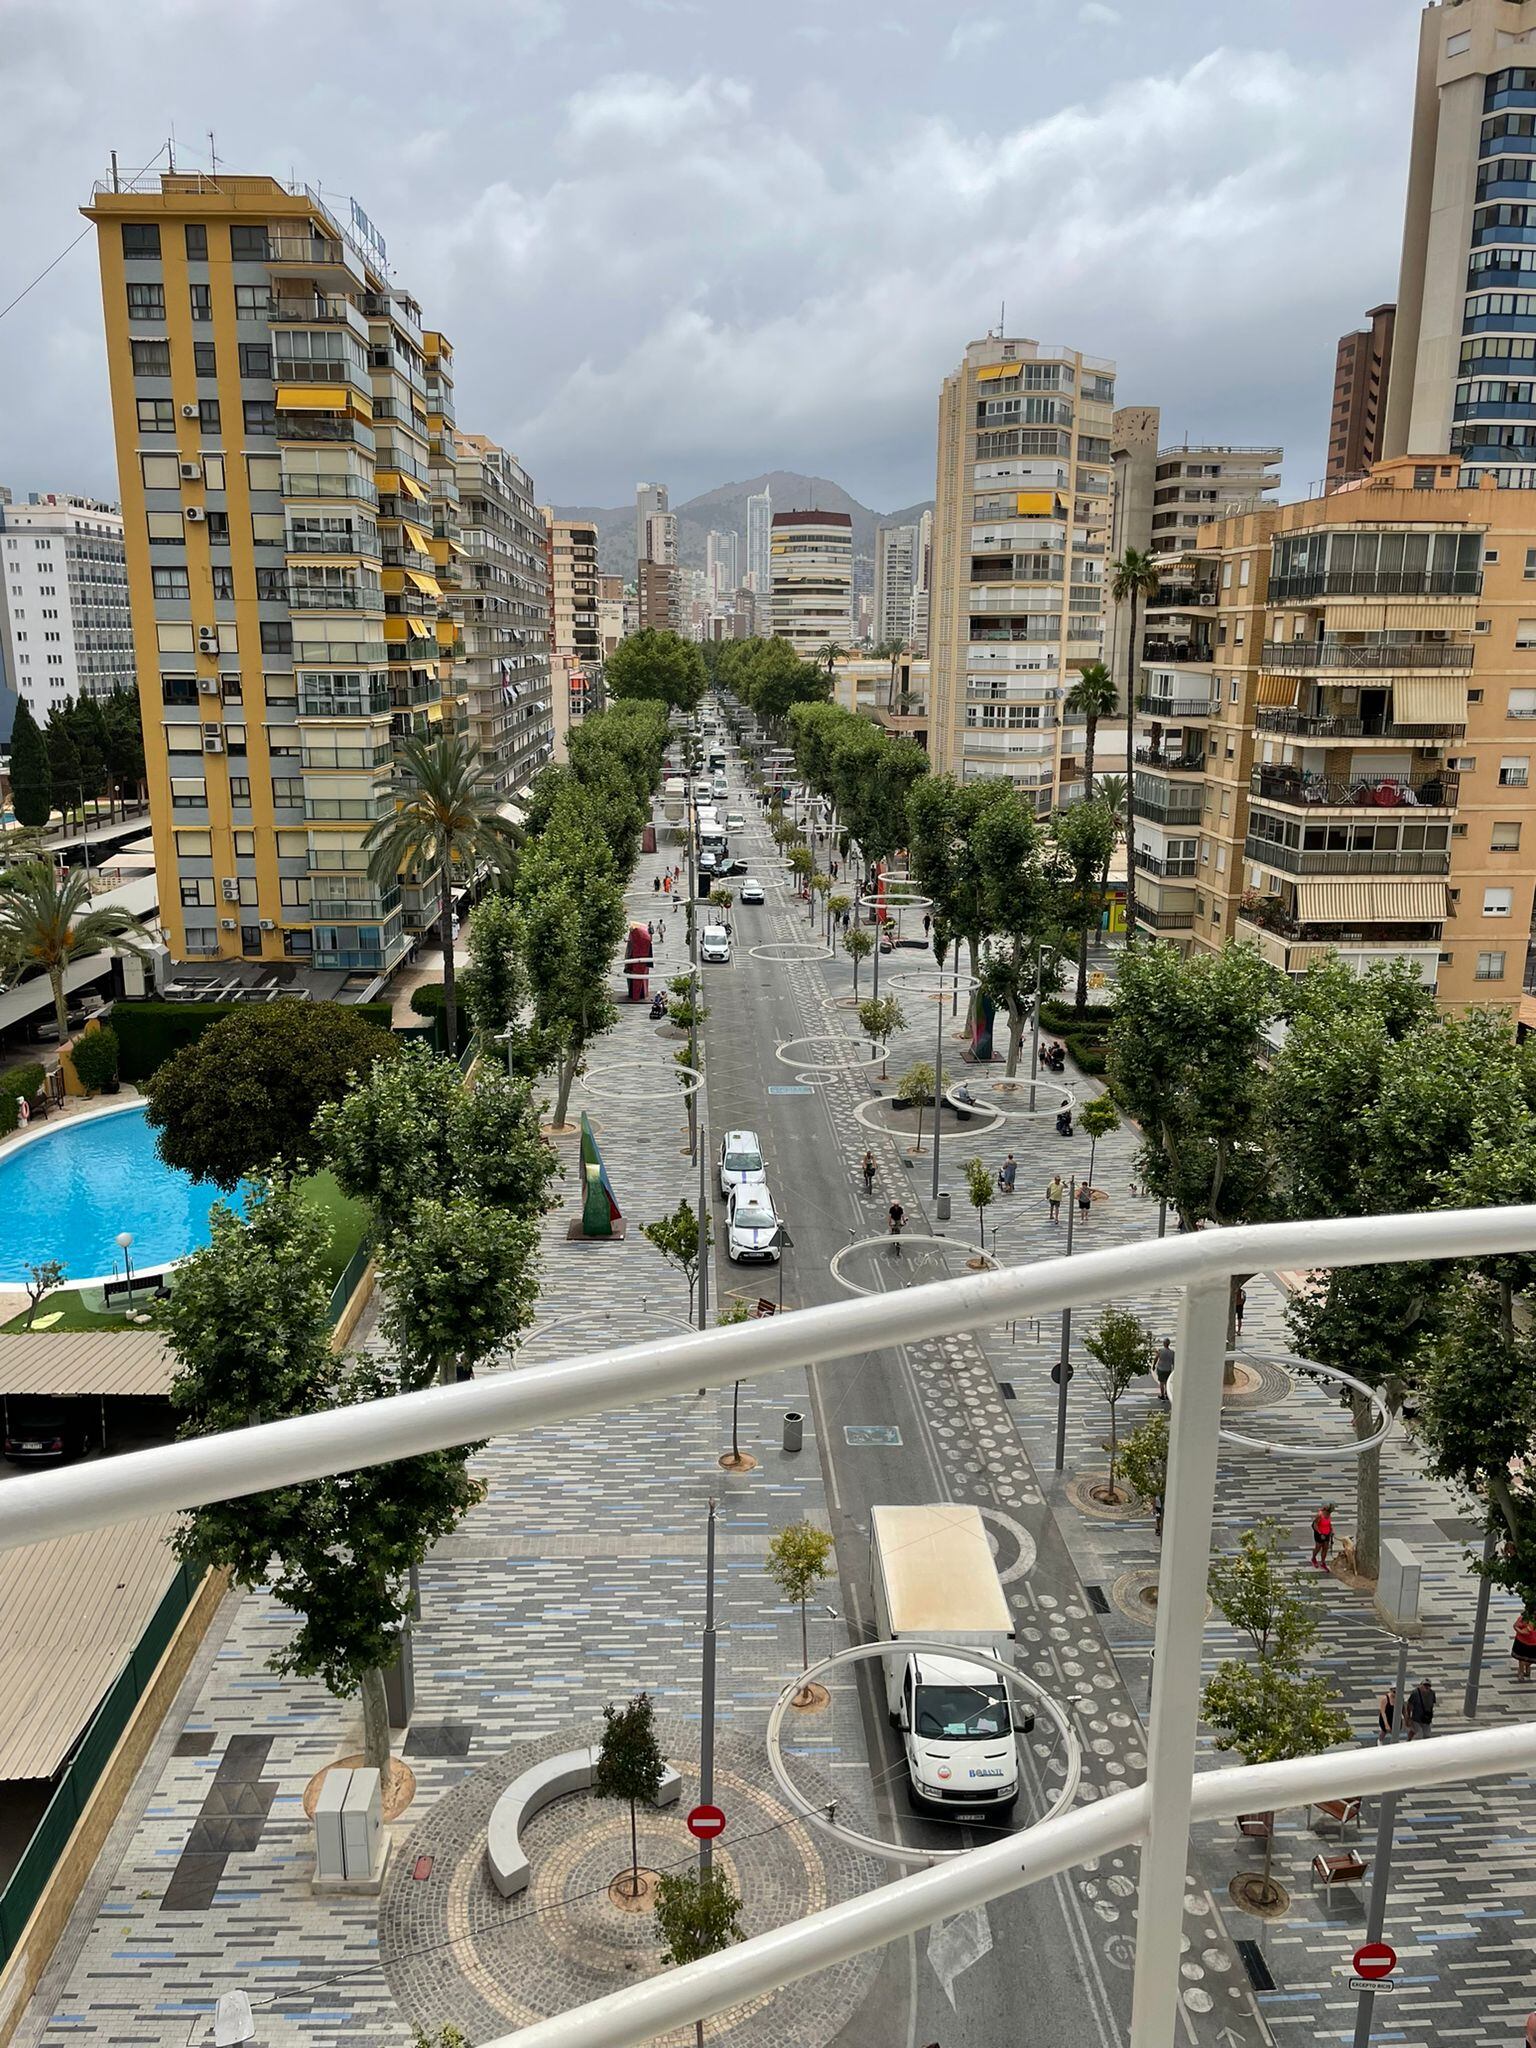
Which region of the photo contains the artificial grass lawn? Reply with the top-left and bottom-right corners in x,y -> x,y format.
1,1170 -> 371,1333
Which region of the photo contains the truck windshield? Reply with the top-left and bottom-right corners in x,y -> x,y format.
915,1684 -> 1010,1739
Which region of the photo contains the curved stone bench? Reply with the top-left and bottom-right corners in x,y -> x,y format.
486,1745 -> 682,1898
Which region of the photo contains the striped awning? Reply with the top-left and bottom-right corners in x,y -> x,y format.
1325,603 -> 1473,632
1255,674 -> 1299,706
404,569 -> 441,597
1393,677 -> 1467,724
1295,878 -> 1447,923
402,520 -> 434,556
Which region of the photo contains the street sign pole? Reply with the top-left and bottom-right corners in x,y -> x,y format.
1053,1175 -> 1077,1472
1352,1630 -> 1412,2048
931,957 -> 947,1204
700,1498 -> 717,1877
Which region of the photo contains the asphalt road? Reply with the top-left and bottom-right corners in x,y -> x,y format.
693,753 -> 1129,2048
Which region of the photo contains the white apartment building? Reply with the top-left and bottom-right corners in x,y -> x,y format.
0,491 -> 134,716
635,482 -> 668,568
645,511 -> 678,566
873,522 -> 916,644
909,506 -> 933,656
746,487 -> 772,595
706,528 -> 740,601
770,509 -> 854,654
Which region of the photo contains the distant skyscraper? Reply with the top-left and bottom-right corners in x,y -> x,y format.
1327,303 -> 1395,490
644,511 -> 678,566
635,482 -> 668,567
873,523 -> 917,645
908,508 -> 933,657
770,510 -> 853,653
706,528 -> 740,600
746,488 -> 772,595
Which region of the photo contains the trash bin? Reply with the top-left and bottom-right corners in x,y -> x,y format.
936,1192 -> 951,1222
782,1411 -> 804,1453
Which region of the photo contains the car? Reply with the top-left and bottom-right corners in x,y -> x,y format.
2,1401 -> 93,1465
693,780 -> 712,801
714,856 -> 749,878
700,924 -> 732,964
726,812 -> 746,833
727,1187 -> 782,1263
719,1128 -> 767,1198
739,877 -> 765,904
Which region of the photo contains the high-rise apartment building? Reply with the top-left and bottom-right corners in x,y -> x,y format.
908,506 -> 933,656
644,511 -> 677,566
0,492 -> 134,717
705,528 -> 739,600
873,522 -> 916,645
1383,0 -> 1536,484
454,437 -> 553,803
770,510 -> 854,654
1136,453 -> 1536,1014
543,514 -> 602,759
928,336 -> 1115,811
635,482 -> 668,570
638,559 -> 680,633
1327,304 -> 1396,489
745,487 -> 772,596
83,171 -> 538,974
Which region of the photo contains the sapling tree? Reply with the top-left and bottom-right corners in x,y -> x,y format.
844,923 -> 874,999
963,1156 -> 994,1253
654,1868 -> 746,1969
594,1691 -> 666,1899
1082,1306 -> 1154,1501
766,1519 -> 834,1701
643,1199 -> 710,1320
718,1298 -> 754,1468
857,995 -> 905,1078
1080,1094 -> 1120,1191
1118,1409 -> 1168,1532
374,1195 -> 542,1386
22,1259 -> 66,1327
897,1060 -> 935,1153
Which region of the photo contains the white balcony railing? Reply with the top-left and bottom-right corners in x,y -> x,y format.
5,1208 -> 1536,2048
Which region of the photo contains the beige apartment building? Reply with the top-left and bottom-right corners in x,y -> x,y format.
541,513 -> 601,761
928,336 -> 1115,813
1139,453 -> 1536,1015
770,509 -> 854,653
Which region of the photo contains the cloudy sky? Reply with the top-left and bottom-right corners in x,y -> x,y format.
2,0 -> 1417,514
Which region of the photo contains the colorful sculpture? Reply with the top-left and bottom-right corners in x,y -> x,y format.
970,988 -> 996,1062
577,1111 -> 623,1237
626,923 -> 653,1002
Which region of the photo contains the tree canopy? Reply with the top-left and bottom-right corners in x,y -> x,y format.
603,628 -> 706,712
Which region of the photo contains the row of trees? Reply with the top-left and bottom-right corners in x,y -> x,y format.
711,636 -> 833,729
8,689 -> 146,830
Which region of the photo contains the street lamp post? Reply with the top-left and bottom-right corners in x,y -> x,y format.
115,1230 -> 134,1303
1052,1182 -> 1075,1472
931,958 -> 949,1205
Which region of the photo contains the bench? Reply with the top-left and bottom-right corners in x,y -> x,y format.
1236,1812 -> 1274,1841
1312,1796 -> 1363,1836
486,1746 -> 682,1899
1312,1850 -> 1367,1886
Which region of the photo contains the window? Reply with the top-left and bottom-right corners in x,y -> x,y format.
1526,547 -> 1536,579
1484,886 -> 1514,915
260,621 -> 293,654
152,566 -> 190,598
211,565 -> 235,599
243,400 -> 276,436
1493,820 -> 1522,850
122,223 -> 160,259
1239,558 -> 1251,587
280,876 -> 311,906
1500,755 -> 1530,784
193,342 -> 217,378
1222,561 -> 1232,588
1229,677 -> 1240,702
1518,619 -> 1536,648
234,284 -> 269,317
255,567 -> 287,601
161,674 -> 198,705
146,512 -> 185,544
180,878 -> 215,907
184,223 -> 207,261
137,397 -> 174,433
238,343 -> 272,379
140,453 -> 180,490
234,831 -> 256,857
1414,465 -> 1437,488
228,776 -> 252,802
126,281 -> 164,320
130,339 -> 171,376
189,283 -> 212,322
203,453 -> 225,490
229,225 -> 270,261
1487,550 -> 1501,564
205,511 -> 230,544
199,398 -> 221,432
183,925 -> 217,954
1511,688 -> 1536,717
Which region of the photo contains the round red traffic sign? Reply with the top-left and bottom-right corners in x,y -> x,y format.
686,1803 -> 726,1841
1353,1942 -> 1397,1980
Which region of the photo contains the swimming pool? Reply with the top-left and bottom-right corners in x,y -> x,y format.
0,1100 -> 244,1286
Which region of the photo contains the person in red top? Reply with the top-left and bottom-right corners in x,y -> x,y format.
1512,1611 -> 1536,1682
1310,1504 -> 1335,1570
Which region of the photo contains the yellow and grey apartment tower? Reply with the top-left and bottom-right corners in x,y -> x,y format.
83,171 -> 551,972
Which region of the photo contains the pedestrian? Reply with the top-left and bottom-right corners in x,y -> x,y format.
1076,1180 -> 1091,1225
663,873 -> 672,896
1377,1684 -> 1397,1742
653,874 -> 661,895
1045,1174 -> 1063,1223
999,1153 -> 1017,1194
1234,1284 -> 1246,1335
647,919 -> 655,941
1310,1503 -> 1335,1570
1405,1676 -> 1436,1739
1512,1610 -> 1536,1681
862,1150 -> 876,1197
923,913 -> 932,938
1153,1338 -> 1174,1403
842,909 -> 851,933
658,916 -> 666,943
1152,1491 -> 1164,1540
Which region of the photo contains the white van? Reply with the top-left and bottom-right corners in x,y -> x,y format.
712,770 -> 728,800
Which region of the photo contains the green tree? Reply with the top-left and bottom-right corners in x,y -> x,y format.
374,1194 -> 541,1385
1118,1408 -> 1168,1525
163,1181 -> 480,1778
7,696 -> 52,829
144,1003 -> 397,1190
458,891 -> 528,1058
1082,1306 -> 1154,1500
101,686 -> 146,814
844,922 -> 873,998
0,859 -> 152,1042
963,1155 -> 994,1253
593,1691 -> 666,1899
67,695 -> 109,821
1053,798 -> 1117,1013
411,2028 -> 470,2048
897,1058 -> 935,1153
603,628 -> 707,712
654,1867 -> 746,1969
1064,660 -> 1117,798
642,1198 -> 710,1320
766,1520 -> 835,1701
858,994 -> 905,1079
1109,547 -> 1161,940
1096,771 -> 1127,840
68,1021 -> 119,1093
22,1258 -> 66,1328
364,732 -> 519,1059
44,706 -> 84,828
1080,1093 -> 1120,1190
516,805 -> 626,1126
668,970 -> 708,1035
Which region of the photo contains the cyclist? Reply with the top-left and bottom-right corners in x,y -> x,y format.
861,1150 -> 877,1197
888,1200 -> 905,1254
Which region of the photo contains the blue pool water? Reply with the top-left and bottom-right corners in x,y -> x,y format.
0,1102 -> 244,1284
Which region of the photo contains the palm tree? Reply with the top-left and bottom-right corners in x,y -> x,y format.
364,733 -> 518,1056
1109,549 -> 1161,942
1096,772 -> 1128,839
1065,660 -> 1117,799
817,641 -> 841,680
0,860 -> 153,1043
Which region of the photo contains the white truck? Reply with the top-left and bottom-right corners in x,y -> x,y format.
870,1502 -> 1027,1819
662,776 -> 687,827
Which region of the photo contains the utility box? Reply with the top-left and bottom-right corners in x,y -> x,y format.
1378,1537 -> 1423,1633
313,1770 -> 349,1883
341,1767 -> 384,1881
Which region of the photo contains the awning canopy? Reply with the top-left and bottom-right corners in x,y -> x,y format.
0,1332 -> 172,1399
1255,674 -> 1299,707
405,569 -> 441,597
402,521 -> 434,556
1393,677 -> 1467,724
1016,492 -> 1057,516
397,472 -> 429,503
1325,602 -> 1473,632
1295,878 -> 1447,924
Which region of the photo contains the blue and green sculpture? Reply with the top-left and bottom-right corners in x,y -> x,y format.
577,1110 -> 623,1238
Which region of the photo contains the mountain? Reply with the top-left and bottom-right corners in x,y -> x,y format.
551,471 -> 934,581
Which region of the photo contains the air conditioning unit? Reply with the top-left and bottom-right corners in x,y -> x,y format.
179,461 -> 203,482
203,732 -> 224,754
258,918 -> 276,931
181,403 -> 198,419
1199,593 -> 1216,606
219,917 -> 238,931
185,506 -> 206,524
197,675 -> 220,694
221,878 -> 240,902
197,626 -> 220,651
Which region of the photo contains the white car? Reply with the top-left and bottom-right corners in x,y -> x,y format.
719,1128 -> 766,1198
700,924 -> 732,964
738,877 -> 765,904
727,1187 -> 782,1263
726,812 -> 746,833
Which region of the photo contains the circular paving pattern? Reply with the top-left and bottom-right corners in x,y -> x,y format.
1220,1355 -> 1294,1409
379,1719 -> 884,2048
1108,1569 -> 1213,1631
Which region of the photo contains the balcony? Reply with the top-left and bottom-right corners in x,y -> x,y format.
1242,836 -> 1451,878
1142,639 -> 1213,665
287,531 -> 378,557
1254,708 -> 1466,741
1258,638 -> 1474,671
301,746 -> 393,772
1267,569 -> 1481,603
299,687 -> 390,719
309,888 -> 402,921
1137,691 -> 1216,720
1134,848 -> 1198,878
1135,904 -> 1197,931
1249,764 -> 1458,811
276,416 -> 375,450
1134,743 -> 1205,772
1136,788 -> 1206,826
280,472 -> 378,506
288,585 -> 381,612
304,794 -> 392,822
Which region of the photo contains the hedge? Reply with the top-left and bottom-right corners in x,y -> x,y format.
1039,998 -> 1115,1039
0,1063 -> 47,1135
407,982 -> 469,1057
113,999 -> 396,1083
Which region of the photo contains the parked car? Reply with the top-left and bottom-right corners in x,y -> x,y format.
727,1187 -> 782,1263
2,1400 -> 93,1465
719,1128 -> 767,1198
700,924 -> 732,964
739,877 -> 765,904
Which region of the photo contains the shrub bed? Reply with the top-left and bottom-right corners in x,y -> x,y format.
0,1062 -> 47,1135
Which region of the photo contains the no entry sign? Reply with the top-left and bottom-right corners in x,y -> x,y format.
1352,1942 -> 1397,1981
687,1803 -> 726,1841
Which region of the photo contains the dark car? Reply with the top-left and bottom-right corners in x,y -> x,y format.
2,1401 -> 94,1465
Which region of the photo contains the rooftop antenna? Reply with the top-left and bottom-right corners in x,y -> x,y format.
167,125 -> 176,173
999,298 -> 1006,337
207,130 -> 219,176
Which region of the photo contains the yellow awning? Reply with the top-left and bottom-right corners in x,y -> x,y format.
1016,492 -> 1057,516
436,616 -> 458,646
275,384 -> 347,411
406,614 -> 429,637
402,521 -> 434,555
1295,879 -> 1447,924
977,364 -> 1004,382
405,569 -> 441,597
1255,674 -> 1299,707
1392,677 -> 1468,724
397,472 -> 429,503
1325,602 -> 1473,632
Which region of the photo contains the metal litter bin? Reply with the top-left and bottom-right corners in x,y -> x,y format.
782,1411 -> 804,1453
